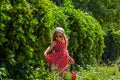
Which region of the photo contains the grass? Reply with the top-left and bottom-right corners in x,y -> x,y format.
45,65 -> 120,80
75,65 -> 120,80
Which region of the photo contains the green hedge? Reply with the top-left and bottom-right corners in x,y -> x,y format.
103,30 -> 120,63
62,0 -> 105,67
0,0 -> 105,79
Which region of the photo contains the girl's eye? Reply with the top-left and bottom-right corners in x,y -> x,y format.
55,35 -> 62,38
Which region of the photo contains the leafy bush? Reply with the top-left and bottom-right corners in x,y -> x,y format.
62,0 -> 105,67
0,0 -> 105,79
0,0 -> 69,79
103,30 -> 120,63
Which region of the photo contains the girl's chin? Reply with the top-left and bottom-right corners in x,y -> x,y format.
57,39 -> 62,41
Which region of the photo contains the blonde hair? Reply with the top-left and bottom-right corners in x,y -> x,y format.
51,27 -> 68,48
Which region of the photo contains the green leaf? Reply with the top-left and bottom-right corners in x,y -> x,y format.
30,19 -> 38,26
29,34 -> 36,42
18,27 -> 24,33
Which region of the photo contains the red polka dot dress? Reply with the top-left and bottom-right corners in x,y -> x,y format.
45,40 -> 69,71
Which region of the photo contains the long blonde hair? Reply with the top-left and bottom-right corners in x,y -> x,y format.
51,27 -> 68,48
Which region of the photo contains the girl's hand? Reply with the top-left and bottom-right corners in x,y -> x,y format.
44,53 -> 47,57
69,56 -> 74,64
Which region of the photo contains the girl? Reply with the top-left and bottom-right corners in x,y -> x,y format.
44,27 -> 74,77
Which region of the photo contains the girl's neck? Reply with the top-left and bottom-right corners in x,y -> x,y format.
56,39 -> 64,42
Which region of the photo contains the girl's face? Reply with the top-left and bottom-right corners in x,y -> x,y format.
55,32 -> 64,41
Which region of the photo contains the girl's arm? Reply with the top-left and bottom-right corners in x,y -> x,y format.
66,50 -> 74,64
44,41 -> 55,56
69,56 -> 74,64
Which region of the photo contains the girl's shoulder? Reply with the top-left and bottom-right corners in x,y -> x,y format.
52,41 -> 56,46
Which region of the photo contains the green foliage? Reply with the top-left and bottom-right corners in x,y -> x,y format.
72,0 -> 120,29
71,0 -> 120,65
62,1 -> 105,67
0,68 -> 8,79
77,66 -> 120,80
0,0 -> 69,79
116,57 -> 120,71
103,30 -> 120,62
43,65 -> 120,80
1,0 -> 118,79
112,30 -> 120,45
0,0 -> 45,79
64,72 -> 72,80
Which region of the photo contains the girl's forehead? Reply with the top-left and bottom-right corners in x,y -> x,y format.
55,31 -> 63,34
